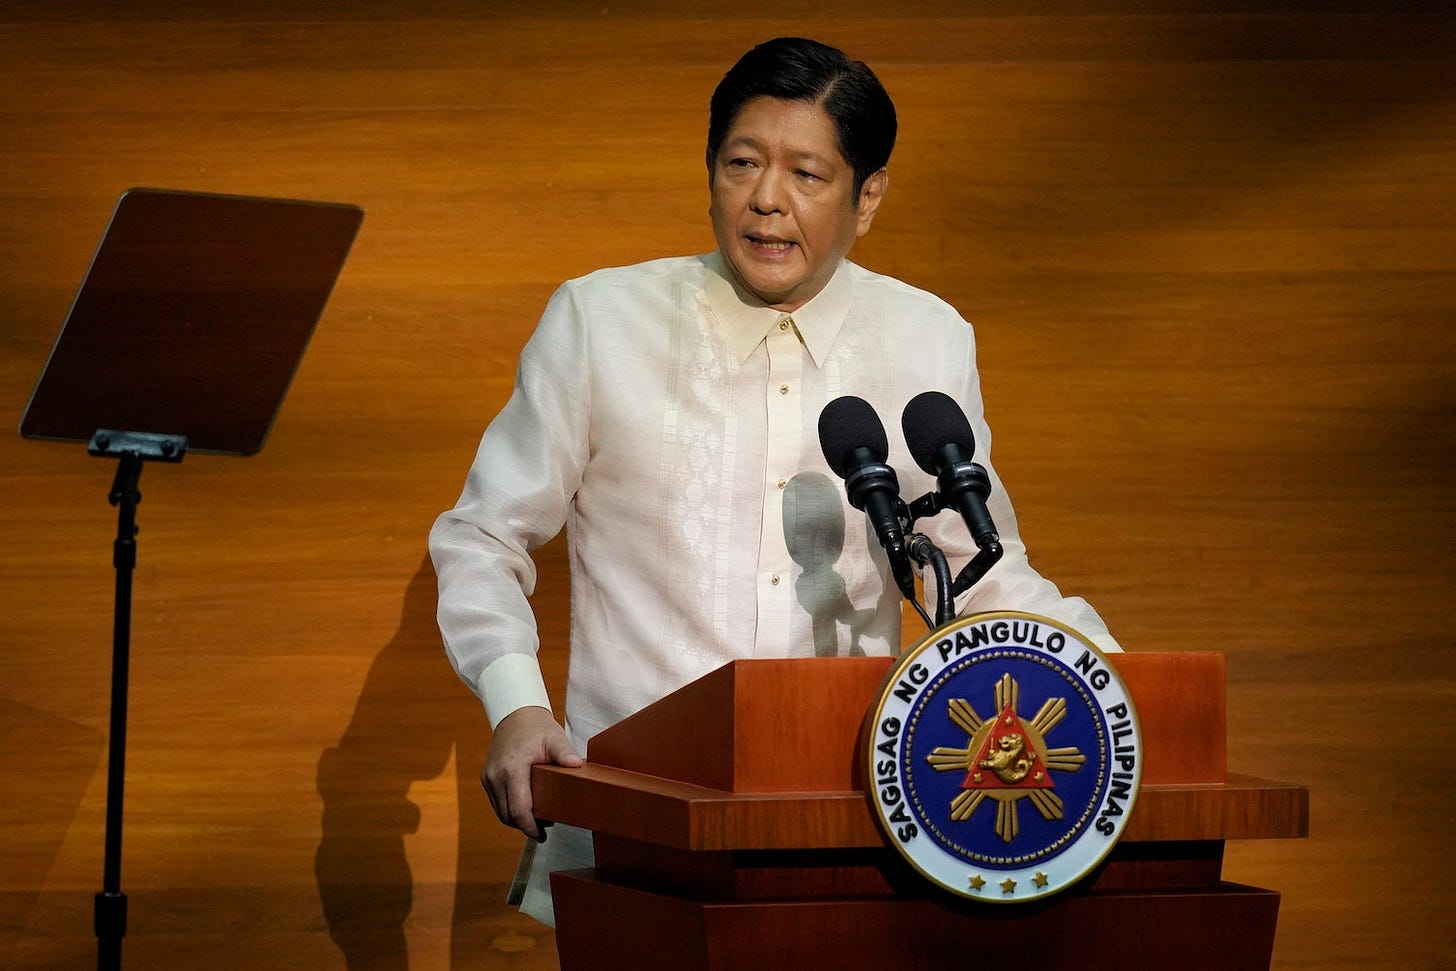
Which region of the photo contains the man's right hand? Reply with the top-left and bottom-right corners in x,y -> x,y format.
480,705 -> 584,841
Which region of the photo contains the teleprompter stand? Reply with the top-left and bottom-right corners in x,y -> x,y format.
89,430 -> 186,971
19,188 -> 363,970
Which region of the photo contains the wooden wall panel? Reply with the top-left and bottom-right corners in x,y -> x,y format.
1,3 -> 1451,969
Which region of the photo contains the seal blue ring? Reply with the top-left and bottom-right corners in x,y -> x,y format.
864,611 -> 1142,903
900,647 -> 1110,869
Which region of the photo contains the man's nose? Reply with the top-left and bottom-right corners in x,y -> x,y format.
749,168 -> 786,215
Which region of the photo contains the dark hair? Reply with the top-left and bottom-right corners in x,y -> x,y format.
707,37 -> 897,199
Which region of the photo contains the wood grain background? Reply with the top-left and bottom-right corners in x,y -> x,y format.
2,2 -> 1452,968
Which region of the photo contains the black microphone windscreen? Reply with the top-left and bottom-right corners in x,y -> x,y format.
818,395 -> 889,478
902,391 -> 976,474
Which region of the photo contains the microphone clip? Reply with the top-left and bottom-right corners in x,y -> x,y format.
906,480 -> 1005,598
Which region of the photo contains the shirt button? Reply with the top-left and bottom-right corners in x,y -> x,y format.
779,319 -> 790,331
771,575 -> 781,586
776,478 -> 787,489
779,384 -> 789,395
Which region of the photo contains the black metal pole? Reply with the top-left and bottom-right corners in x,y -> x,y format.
96,452 -> 143,971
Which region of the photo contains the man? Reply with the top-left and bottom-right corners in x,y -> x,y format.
430,37 -> 1120,926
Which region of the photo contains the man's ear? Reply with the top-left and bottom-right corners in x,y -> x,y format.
855,169 -> 889,237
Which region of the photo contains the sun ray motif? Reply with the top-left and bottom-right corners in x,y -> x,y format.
1029,697 -> 1066,735
1027,788 -> 1064,820
1041,747 -> 1087,772
950,789 -> 986,821
927,746 -> 975,770
994,673 -> 1017,713
948,698 -> 983,735
995,798 -> 1019,842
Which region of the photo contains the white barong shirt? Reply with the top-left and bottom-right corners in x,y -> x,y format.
430,252 -> 1119,923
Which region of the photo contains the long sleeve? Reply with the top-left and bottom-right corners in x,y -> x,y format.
429,282 -> 591,728
435,254 -> 1123,933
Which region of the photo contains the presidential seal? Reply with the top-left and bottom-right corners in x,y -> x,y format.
864,611 -> 1141,903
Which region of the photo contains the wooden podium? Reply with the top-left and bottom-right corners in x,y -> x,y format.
533,653 -> 1308,970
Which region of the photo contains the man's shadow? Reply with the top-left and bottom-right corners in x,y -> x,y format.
313,554 -> 506,969
784,471 -> 880,657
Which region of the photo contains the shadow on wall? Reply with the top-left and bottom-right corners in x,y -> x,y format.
313,554 -> 496,969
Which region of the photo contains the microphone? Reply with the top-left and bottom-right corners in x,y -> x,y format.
901,391 -> 1000,551
817,396 -> 917,602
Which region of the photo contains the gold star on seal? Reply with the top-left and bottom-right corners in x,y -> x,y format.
968,875 -> 985,892
1033,871 -> 1049,888
1000,877 -> 1017,894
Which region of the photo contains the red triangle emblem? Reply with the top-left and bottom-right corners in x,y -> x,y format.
961,705 -> 1054,791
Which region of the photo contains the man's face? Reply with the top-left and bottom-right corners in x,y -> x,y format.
709,96 -> 886,313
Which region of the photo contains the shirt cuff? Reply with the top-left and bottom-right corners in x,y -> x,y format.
476,653 -> 553,730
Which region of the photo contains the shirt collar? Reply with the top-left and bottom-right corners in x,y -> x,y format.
703,252 -> 853,367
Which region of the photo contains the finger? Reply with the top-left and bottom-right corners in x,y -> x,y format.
550,741 -> 585,767
540,729 -> 583,767
481,766 -> 514,829
506,773 -> 541,841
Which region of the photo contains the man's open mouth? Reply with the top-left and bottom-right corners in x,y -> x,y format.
748,235 -> 794,252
